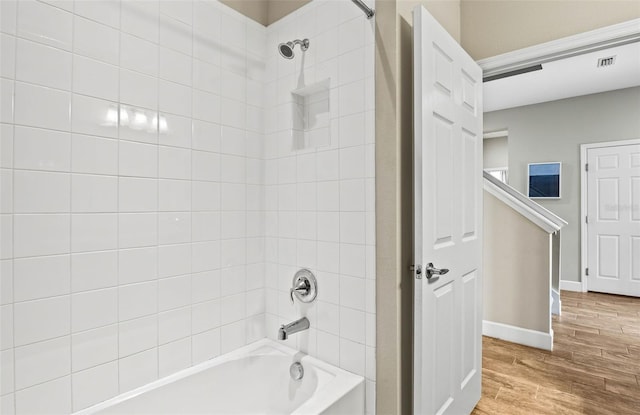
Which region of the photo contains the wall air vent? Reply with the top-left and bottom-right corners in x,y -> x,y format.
597,56 -> 616,67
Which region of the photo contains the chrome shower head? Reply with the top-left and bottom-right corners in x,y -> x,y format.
278,39 -> 309,59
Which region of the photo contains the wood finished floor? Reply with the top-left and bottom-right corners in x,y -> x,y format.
472,290 -> 640,415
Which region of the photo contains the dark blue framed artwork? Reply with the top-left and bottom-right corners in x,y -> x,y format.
528,162 -> 561,199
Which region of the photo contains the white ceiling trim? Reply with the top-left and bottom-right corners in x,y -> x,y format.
478,19 -> 640,77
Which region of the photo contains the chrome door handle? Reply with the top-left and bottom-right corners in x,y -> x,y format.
425,263 -> 449,279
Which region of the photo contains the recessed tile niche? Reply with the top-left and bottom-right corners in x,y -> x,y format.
291,78 -> 331,150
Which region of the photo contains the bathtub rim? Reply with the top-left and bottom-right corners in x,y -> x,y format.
73,338 -> 364,415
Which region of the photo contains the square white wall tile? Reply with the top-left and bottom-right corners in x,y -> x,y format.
119,247 -> 158,284
14,126 -> 71,172
72,361 -> 119,411
14,336 -> 71,390
13,214 -> 70,258
14,82 -> 71,131
158,212 -> 191,245
119,213 -> 158,248
192,241 -> 220,273
71,324 -> 118,372
73,55 -> 119,101
119,177 -> 158,212
158,243 -> 191,278
1,304 -> 14,349
71,94 -> 119,139
159,80 -> 192,117
71,213 -> 118,252
15,38 -> 72,90
191,270 -> 220,303
71,251 -> 118,292
192,90 -> 220,123
1,348 -> 14,395
121,0 -> 159,42
0,260 -> 13,305
159,47 -> 192,86
192,328 -> 220,364
13,295 -> 70,346
71,288 -> 118,333
74,0 -> 120,29
14,254 -> 70,302
159,14 -> 192,55
71,134 -> 118,175
119,314 -> 158,357
340,337 -> 365,376
220,320 -> 245,354
159,337 -> 191,377
15,376 -> 71,415
158,306 -> 191,345
192,119 -> 221,152
158,145 -> 191,179
158,275 -> 191,312
0,79 -> 13,124
13,170 -> 70,213
191,298 -> 220,334
118,281 -> 158,322
119,105 -> 158,144
119,140 -> 158,178
0,124 -> 14,169
71,174 -> 118,213
159,179 -> 191,212
118,348 -> 158,393
120,33 -> 159,77
158,113 -> 191,148
120,69 -> 158,110
17,0 -> 72,51
74,16 -> 119,65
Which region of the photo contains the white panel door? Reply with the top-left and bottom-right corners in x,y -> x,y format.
587,142 -> 640,297
413,6 -> 483,415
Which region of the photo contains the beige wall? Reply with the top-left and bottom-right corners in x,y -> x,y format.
483,136 -> 508,169
375,1 -> 461,414
219,0 -> 269,25
485,87 -> 640,284
461,0 -> 640,60
484,192 -> 551,333
220,0 -> 312,26
268,0 -> 313,24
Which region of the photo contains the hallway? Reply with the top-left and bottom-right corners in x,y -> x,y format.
473,291 -> 640,414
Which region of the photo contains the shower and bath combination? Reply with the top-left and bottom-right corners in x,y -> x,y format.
277,0 -> 374,59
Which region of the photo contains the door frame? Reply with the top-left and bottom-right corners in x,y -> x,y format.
477,19 -> 640,77
580,138 -> 640,292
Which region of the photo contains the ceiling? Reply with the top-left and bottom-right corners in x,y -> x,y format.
483,41 -> 640,112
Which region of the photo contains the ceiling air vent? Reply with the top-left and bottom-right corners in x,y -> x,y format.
597,56 -> 616,68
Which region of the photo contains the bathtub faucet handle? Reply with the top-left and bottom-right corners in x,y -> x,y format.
290,280 -> 309,304
289,269 -> 318,305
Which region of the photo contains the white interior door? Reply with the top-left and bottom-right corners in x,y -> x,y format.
413,6 -> 483,415
586,142 -> 640,297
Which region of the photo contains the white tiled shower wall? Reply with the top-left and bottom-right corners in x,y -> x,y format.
0,0 -> 267,412
262,1 -> 376,414
0,0 -> 375,413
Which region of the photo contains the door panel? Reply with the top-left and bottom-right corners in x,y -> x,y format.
587,143 -> 640,296
413,6 -> 483,415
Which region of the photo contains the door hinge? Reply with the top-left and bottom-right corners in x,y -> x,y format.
585,163 -> 589,172
585,216 -> 588,224
410,264 -> 422,279
585,267 -> 589,276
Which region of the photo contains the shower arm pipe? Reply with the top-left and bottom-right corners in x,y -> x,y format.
351,0 -> 375,19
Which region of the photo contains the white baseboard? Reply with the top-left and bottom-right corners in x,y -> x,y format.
560,280 -> 585,292
551,289 -> 561,316
483,320 -> 553,351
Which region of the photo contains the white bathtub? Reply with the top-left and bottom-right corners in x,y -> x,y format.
75,339 -> 364,415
